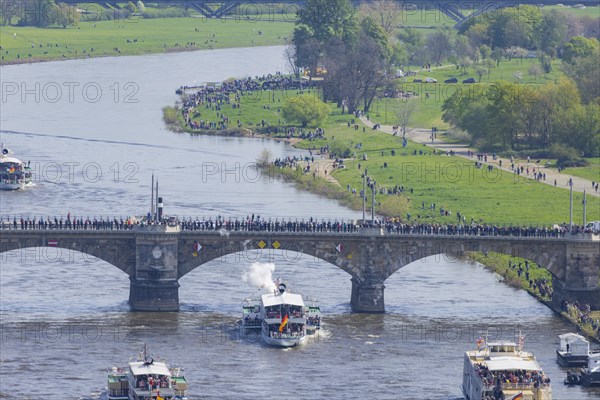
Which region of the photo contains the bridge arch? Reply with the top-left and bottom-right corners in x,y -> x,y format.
378,237 -> 568,282
178,248 -> 353,312
177,236 -> 361,279
0,245 -> 131,312
0,234 -> 137,276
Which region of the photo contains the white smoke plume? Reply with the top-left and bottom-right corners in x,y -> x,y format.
218,228 -> 230,237
242,262 -> 276,292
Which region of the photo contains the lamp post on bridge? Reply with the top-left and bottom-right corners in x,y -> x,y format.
370,180 -> 376,226
569,178 -> 573,229
362,173 -> 366,225
583,189 -> 587,227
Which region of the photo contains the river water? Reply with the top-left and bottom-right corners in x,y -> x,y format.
0,46 -> 597,399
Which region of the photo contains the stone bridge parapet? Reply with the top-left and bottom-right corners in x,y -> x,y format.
1,228 -> 598,312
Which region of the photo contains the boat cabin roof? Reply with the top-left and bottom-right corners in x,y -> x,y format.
0,157 -> 22,165
486,356 -> 542,371
129,360 -> 171,377
486,341 -> 518,352
559,332 -> 588,345
261,292 -> 304,307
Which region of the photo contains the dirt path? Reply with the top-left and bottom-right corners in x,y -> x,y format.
296,159 -> 340,187
359,116 -> 600,198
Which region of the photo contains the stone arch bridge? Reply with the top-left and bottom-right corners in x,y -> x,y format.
1,226 -> 598,312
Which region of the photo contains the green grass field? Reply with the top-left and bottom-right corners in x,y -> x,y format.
544,5 -> 600,18
172,87 -> 599,226
564,158 -> 600,183
0,18 -> 293,64
182,87 -> 600,225
402,58 -> 565,85
325,126 -> 600,225
364,58 -> 569,131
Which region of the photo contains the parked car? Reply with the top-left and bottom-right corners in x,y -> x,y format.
413,78 -> 422,83
425,77 -> 437,83
585,221 -> 600,232
444,77 -> 458,83
463,77 -> 476,84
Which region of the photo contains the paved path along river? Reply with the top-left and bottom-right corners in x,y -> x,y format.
360,116 -> 600,198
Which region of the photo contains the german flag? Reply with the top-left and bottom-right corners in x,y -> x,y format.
278,314 -> 289,332
510,393 -> 523,400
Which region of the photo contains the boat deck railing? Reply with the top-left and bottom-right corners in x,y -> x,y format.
483,382 -> 551,390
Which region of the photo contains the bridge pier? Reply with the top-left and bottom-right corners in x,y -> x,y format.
129,279 -> 180,311
551,241 -> 600,310
129,225 -> 181,312
350,277 -> 385,313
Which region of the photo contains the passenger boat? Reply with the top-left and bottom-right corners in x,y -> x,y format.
462,336 -> 552,400
556,333 -> 591,367
243,282 -> 319,347
106,344 -> 188,400
580,352 -> 600,387
304,295 -> 321,334
0,146 -> 32,191
260,282 -> 307,347
241,297 -> 261,329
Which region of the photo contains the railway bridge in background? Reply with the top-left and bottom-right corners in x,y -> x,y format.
50,0 -> 600,27
1,224 -> 598,312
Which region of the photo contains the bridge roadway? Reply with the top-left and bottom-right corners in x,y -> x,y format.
49,0 -> 600,25
1,218 -> 598,312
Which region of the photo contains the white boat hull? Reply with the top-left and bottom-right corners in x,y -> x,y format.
261,332 -> 307,347
0,182 -> 24,190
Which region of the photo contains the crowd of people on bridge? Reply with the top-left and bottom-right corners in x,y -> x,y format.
1,215 -> 137,230
1,214 -> 598,238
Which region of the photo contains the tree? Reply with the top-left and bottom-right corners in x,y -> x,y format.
539,54 -> 552,74
55,2 -> 80,28
463,5 -> 542,50
476,67 -> 487,82
284,44 -> 301,79
360,16 -> 390,60
535,10 -> 567,57
359,0 -> 403,37
18,0 -> 57,27
322,25 -> 392,113
479,44 -> 492,60
425,29 -> 454,64
571,104 -> 600,156
296,0 -> 357,44
282,94 -> 330,127
293,29 -> 321,81
293,0 -> 358,79
256,149 -> 273,168
562,36 -> 599,64
562,46 -> 600,104
528,63 -> 542,80
396,98 -> 417,137
397,28 -> 426,65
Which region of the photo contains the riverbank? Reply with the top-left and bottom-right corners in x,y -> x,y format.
0,18 -> 293,65
165,81 -> 600,225
469,252 -> 600,343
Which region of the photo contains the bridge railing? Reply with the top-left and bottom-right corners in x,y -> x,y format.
1,216 -> 598,239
